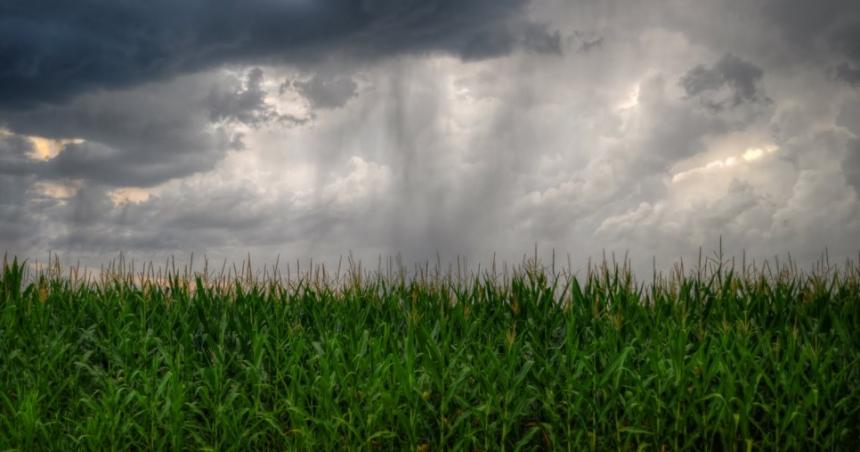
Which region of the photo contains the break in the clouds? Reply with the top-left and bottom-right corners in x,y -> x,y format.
1,0 -> 860,272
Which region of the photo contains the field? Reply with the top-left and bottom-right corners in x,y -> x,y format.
1,253 -> 859,450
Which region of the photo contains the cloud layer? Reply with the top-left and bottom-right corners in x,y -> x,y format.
2,0 -> 859,272
0,0 -> 559,108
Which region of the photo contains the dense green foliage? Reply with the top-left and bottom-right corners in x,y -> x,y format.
1,255 -> 859,451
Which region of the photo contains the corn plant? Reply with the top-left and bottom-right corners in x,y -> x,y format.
0,253 -> 858,450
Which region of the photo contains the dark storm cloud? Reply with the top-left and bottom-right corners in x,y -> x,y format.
837,98 -> 860,137
764,0 -> 860,45
625,73 -> 768,177
0,175 -> 39,252
566,31 -> 603,53
38,140 -> 233,188
0,134 -> 34,176
836,64 -> 860,86
831,23 -> 860,62
292,74 -> 359,110
208,67 -> 308,126
207,68 -> 276,126
831,22 -> 860,85
4,0 -> 860,272
838,100 -> 860,194
0,72 -> 244,187
0,135 -> 49,252
40,181 -> 338,253
0,0 -> 555,109
680,54 -> 768,111
844,141 -> 860,194
522,24 -> 563,55
762,0 -> 860,85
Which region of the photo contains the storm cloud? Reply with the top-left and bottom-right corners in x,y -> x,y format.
2,0 -> 860,271
681,54 -> 769,110
292,74 -> 359,110
0,72 -> 246,187
0,0 -> 557,109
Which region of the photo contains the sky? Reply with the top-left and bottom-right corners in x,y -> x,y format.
2,0 -> 860,273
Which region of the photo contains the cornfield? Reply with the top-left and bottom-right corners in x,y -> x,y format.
1,252 -> 858,450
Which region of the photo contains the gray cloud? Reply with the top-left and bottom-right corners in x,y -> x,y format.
566,31 -> 603,53
762,0 -> 860,85
0,72 -> 251,187
680,54 -> 768,111
208,68 -> 279,126
3,0 -> 860,273
207,67 -> 313,127
293,74 -> 359,110
837,98 -> 860,137
839,99 -> 860,194
844,142 -> 860,194
522,24 -> 563,55
0,0 -> 558,109
0,176 -> 41,254
42,140 -> 234,188
836,64 -> 860,86
0,134 -> 34,176
0,136 -> 54,253
46,186 -> 271,252
0,1 -> 557,199
764,0 -> 859,46
831,22 -> 860,85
